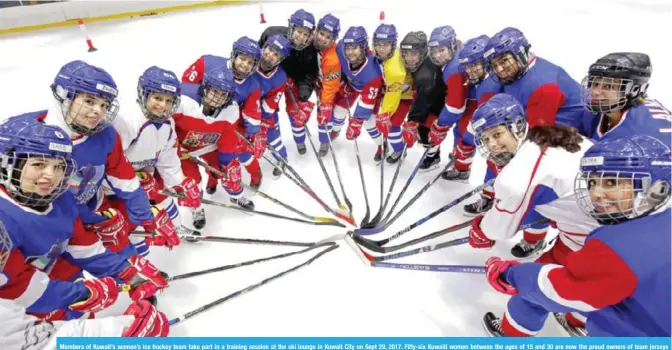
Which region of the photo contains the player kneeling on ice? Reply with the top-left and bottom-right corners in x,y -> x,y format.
481,135 -> 671,337
0,118 -> 168,322
467,93 -> 593,259
109,66 -> 202,242
173,65 -> 254,230
0,223 -> 169,347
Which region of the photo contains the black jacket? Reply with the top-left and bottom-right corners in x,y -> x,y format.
259,26 -> 319,102
407,58 -> 447,124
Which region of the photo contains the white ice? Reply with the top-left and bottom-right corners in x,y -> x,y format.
0,0 -> 670,337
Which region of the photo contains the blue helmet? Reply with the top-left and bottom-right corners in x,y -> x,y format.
0,117 -> 77,208
287,9 -> 315,50
458,35 -> 490,84
483,27 -> 531,84
260,34 -> 292,71
428,25 -> 457,66
372,23 -> 398,61
231,36 -> 261,80
201,65 -> 236,111
342,26 -> 369,66
471,93 -> 527,166
137,66 -> 181,122
575,135 -> 671,225
314,14 -> 340,51
51,60 -> 120,135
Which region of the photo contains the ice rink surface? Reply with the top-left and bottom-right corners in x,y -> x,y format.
0,0 -> 670,336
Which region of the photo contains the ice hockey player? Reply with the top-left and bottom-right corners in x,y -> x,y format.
311,13 -> 342,158
173,65 -> 253,231
335,26 -> 386,162
110,66 -> 202,242
258,9 -> 319,155
0,118 -> 168,322
580,52 -> 671,146
483,27 -> 593,255
371,23 -> 415,164
448,35 -> 503,216
0,221 -> 169,347
256,34 -> 292,178
481,134 -> 671,337
399,31 -> 448,171
181,37 -> 265,194
425,26 -> 470,173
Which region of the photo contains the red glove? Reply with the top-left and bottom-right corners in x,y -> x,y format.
261,116 -> 275,130
317,103 -> 333,126
485,257 -> 520,295
69,277 -> 119,313
402,121 -> 419,148
137,172 -> 160,201
219,158 -> 242,194
122,300 -> 170,337
469,215 -> 495,249
84,209 -> 130,248
252,130 -> 267,159
172,178 -> 201,208
141,206 -> 180,248
288,101 -> 316,128
375,113 -> 392,138
346,118 -> 364,140
429,120 -> 450,146
119,255 -> 169,302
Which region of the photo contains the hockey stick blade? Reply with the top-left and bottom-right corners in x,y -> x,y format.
168,244 -> 339,326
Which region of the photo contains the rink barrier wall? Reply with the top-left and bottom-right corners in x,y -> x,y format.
0,0 -> 252,35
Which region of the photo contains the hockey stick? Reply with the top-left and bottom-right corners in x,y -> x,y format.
130,230 -> 316,247
326,127 -> 354,217
236,131 -> 355,226
161,191 -> 346,227
189,156 -> 340,225
355,155 -> 456,236
168,234 -> 343,282
362,137 -> 386,227
168,243 -> 339,326
368,262 -> 485,274
363,141 -> 404,229
354,137 -> 371,227
286,90 -> 350,218
352,179 -> 495,250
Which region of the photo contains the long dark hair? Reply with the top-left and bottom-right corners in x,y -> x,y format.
526,125 -> 583,153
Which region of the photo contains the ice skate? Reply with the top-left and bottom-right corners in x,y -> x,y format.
553,313 -> 588,337
441,166 -> 470,182
191,207 -> 206,229
318,143 -> 329,157
386,149 -> 406,164
482,312 -> 506,337
510,238 -> 546,258
231,196 -> 255,211
419,151 -> 441,172
296,143 -> 307,155
177,225 -> 201,243
463,196 -> 494,216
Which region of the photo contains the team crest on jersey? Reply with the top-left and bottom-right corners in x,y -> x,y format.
68,163 -> 106,204
25,240 -> 68,274
387,82 -> 403,93
183,131 -> 220,148
324,71 -> 340,81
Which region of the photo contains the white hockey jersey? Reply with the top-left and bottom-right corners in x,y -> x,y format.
0,299 -> 132,350
480,137 -> 594,251
112,110 -> 184,188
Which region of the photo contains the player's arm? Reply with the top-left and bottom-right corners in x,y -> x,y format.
296,54 -> 319,102
525,83 -> 566,127
352,75 -> 383,120
104,131 -> 154,224
505,236 -> 637,313
182,56 -> 205,84
242,86 -> 263,136
377,58 -> 406,115
154,122 -> 185,188
261,84 -> 285,119
437,72 -> 468,127
407,63 -> 437,123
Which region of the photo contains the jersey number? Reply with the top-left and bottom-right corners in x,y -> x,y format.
187,70 -> 198,83
368,87 -> 379,100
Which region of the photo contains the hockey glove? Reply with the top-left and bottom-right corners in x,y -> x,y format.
288,100 -> 316,128
346,118 -> 364,140
141,206 -> 180,248
172,178 -> 201,208
401,121 -> 419,148
69,277 -> 119,313
122,299 -> 170,337
119,255 -> 169,302
252,130 -> 267,159
429,120 -> 450,146
260,116 -> 275,130
84,209 -> 130,248
469,215 -> 495,249
485,257 -> 520,295
453,139 -> 476,172
137,171 -> 160,201
317,103 -> 333,126
219,158 -> 243,194
375,113 -> 392,138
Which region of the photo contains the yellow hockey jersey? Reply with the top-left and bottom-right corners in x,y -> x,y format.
377,49 -> 414,115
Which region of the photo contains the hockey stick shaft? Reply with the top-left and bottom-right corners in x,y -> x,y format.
190,156 -> 339,224
364,136 -> 386,227
354,137 -> 371,226
168,244 -> 339,326
130,231 -> 315,247
326,130 -> 353,214
379,147 -> 430,224
354,179 -> 495,249
370,262 -> 485,274
375,143 -> 407,223
168,240 -> 337,281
